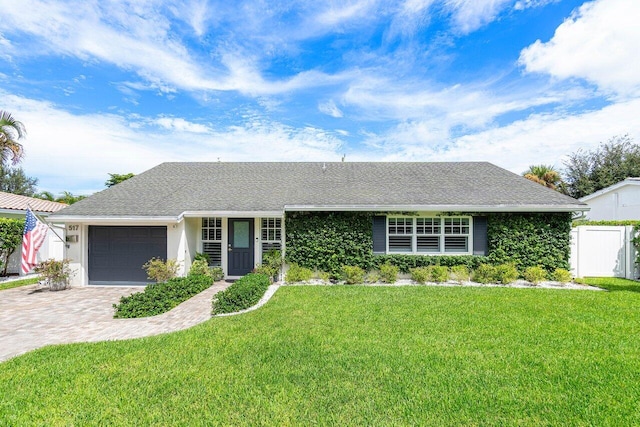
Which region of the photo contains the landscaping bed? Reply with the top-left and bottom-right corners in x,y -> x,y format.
113,275 -> 213,318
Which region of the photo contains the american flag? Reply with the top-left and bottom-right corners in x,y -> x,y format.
21,208 -> 49,274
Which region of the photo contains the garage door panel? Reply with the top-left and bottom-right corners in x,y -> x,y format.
89,226 -> 167,285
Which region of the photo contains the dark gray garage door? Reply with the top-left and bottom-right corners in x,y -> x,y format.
88,226 -> 167,285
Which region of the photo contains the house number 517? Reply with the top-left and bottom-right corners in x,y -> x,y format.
68,225 -> 79,231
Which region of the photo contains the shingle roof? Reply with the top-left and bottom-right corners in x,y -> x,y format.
51,162 -> 586,218
0,191 -> 67,213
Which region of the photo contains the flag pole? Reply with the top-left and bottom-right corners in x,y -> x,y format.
26,204 -> 66,244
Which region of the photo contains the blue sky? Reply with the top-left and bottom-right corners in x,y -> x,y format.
0,0 -> 638,195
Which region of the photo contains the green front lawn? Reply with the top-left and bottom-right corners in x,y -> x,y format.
1,280 -> 639,425
0,276 -> 39,291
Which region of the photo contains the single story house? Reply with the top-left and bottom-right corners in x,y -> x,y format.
50,162 -> 588,286
0,191 -> 67,275
579,178 -> 640,221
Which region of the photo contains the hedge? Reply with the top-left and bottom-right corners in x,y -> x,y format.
573,219 -> 640,227
373,254 -> 487,273
212,273 -> 270,314
113,275 -> 213,318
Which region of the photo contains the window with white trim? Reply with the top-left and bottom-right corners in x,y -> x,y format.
201,217 -> 222,266
261,218 -> 282,258
388,216 -> 471,254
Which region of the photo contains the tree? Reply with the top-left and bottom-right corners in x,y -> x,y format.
0,166 -> 38,196
34,191 -> 55,201
0,111 -> 26,166
523,165 -> 562,190
105,172 -> 135,187
562,135 -> 640,198
0,218 -> 25,276
55,191 -> 86,205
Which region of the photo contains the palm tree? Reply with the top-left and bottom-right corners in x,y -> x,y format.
0,111 -> 26,165
56,191 -> 86,205
34,191 -> 56,201
523,165 -> 562,190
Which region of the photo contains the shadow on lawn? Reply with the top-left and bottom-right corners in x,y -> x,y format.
587,279 -> 640,293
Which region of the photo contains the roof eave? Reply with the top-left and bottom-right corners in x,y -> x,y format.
580,180 -> 640,202
48,215 -> 181,224
181,210 -> 284,218
283,204 -> 589,213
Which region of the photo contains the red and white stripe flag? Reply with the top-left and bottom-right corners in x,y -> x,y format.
21,208 -> 49,274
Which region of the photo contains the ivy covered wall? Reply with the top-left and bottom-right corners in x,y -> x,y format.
486,213 -> 572,271
285,211 -> 572,275
285,212 -> 375,276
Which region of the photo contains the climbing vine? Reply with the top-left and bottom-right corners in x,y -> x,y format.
285,211 -> 573,276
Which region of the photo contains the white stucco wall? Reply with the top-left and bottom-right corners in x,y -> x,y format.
184,217 -> 199,274
64,223 -> 85,287
5,222 -> 65,276
583,184 -> 640,221
167,220 -> 188,276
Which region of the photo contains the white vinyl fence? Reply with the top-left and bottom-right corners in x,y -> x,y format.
570,226 -> 639,279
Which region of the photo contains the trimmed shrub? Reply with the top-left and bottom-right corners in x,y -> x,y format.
523,266 -> 547,285
315,270 -> 331,282
552,268 -> 572,283
379,263 -> 399,284
342,265 -> 365,284
212,273 -> 270,314
285,263 -> 313,283
473,264 -> 497,284
410,267 -> 431,284
194,252 -> 210,263
449,265 -> 470,284
114,275 -> 212,318
189,259 -> 211,277
143,258 -> 179,283
210,267 -> 224,281
431,266 -> 449,283
364,271 -> 381,283
495,263 -> 519,284
375,255 -> 487,273
254,249 -> 283,282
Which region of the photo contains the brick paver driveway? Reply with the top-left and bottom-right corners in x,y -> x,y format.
0,281 -> 230,362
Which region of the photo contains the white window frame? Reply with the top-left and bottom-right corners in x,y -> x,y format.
201,217 -> 224,267
386,215 -> 473,255
259,217 -> 283,262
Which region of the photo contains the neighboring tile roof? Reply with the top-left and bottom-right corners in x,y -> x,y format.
51,162 -> 586,218
0,192 -> 67,213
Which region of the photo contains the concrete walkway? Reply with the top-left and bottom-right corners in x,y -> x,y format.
0,281 -> 231,363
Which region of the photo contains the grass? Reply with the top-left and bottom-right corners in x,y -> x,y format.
1,280 -> 639,425
0,276 -> 39,291
581,276 -> 640,293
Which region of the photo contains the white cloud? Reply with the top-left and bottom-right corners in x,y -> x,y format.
316,0 -> 377,26
352,97 -> 640,176
154,117 -> 211,134
342,75 -> 590,128
2,92 -> 345,194
514,0 -> 558,11
0,0 -> 348,97
519,0 -> 640,96
318,100 -> 344,118
445,0 -> 511,34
